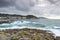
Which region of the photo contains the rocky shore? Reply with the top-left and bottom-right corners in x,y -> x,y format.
56,37 -> 60,40
0,21 -> 10,24
0,28 -> 59,40
0,14 -> 39,24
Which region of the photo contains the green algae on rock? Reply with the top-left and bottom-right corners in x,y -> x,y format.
0,28 -> 55,40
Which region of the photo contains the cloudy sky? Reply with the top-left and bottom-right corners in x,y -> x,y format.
0,0 -> 60,19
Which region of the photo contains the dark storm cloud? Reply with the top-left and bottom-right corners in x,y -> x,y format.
0,0 -> 60,18
0,0 -> 37,11
0,0 -> 14,7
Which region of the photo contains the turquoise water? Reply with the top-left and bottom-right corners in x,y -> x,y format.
0,19 -> 60,36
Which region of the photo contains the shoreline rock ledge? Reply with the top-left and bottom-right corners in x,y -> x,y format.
0,28 -> 58,40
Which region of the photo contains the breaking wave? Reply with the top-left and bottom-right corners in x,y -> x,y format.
0,20 -> 60,36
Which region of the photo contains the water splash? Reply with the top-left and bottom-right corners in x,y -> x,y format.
0,20 -> 60,36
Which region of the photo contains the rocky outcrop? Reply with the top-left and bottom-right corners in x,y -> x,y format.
56,37 -> 60,40
0,28 -> 55,40
0,21 -> 10,24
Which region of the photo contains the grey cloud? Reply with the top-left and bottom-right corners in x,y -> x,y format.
48,0 -> 59,4
48,0 -> 60,6
15,0 -> 37,11
0,0 -> 14,7
0,0 -> 60,17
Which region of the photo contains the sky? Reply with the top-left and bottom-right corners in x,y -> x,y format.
0,0 -> 60,19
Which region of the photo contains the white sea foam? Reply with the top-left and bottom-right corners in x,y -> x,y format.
0,20 -> 60,36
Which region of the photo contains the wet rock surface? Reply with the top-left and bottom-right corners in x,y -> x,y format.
0,21 -> 10,24
0,28 -> 56,40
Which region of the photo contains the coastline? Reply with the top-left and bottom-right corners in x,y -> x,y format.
0,28 -> 55,40
0,14 -> 59,40
0,26 -> 59,36
0,28 -> 60,40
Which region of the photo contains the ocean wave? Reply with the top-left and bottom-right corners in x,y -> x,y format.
0,20 -> 60,36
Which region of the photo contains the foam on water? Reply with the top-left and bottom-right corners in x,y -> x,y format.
0,20 -> 60,36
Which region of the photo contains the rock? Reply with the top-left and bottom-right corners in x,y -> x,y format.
0,21 -> 10,24
0,34 -> 7,40
56,37 -> 60,40
0,28 -> 55,40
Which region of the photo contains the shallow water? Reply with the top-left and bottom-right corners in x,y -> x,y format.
0,19 -> 60,36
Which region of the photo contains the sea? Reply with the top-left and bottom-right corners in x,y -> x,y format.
0,19 -> 60,36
